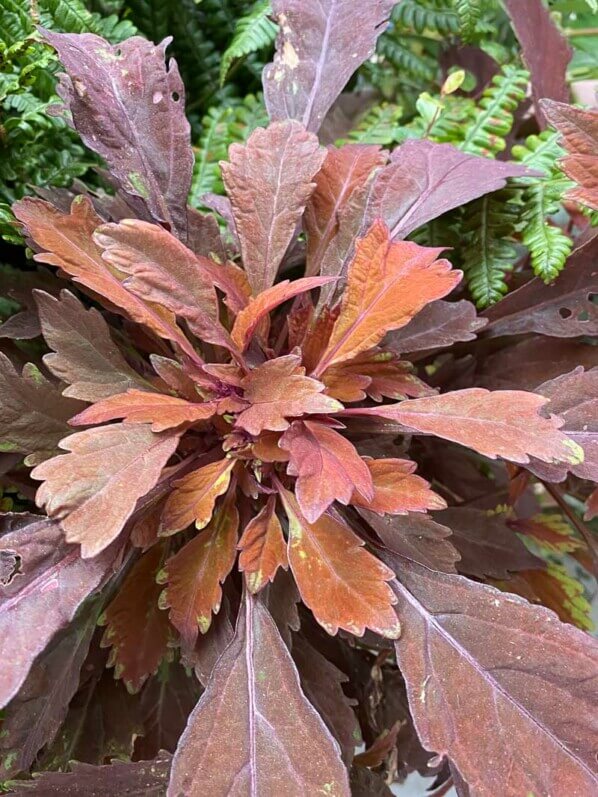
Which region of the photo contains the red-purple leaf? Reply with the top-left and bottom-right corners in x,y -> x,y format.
314,221 -> 461,374
167,593 -> 350,796
238,495 -> 288,593
94,220 -> 233,350
135,662 -> 201,759
304,143 -> 387,302
158,494 -> 238,647
293,636 -> 359,764
528,366 -> 598,482
32,424 -> 180,558
236,354 -> 342,435
0,353 -> 82,463
231,276 -> 334,350
279,488 -> 400,638
70,389 -> 217,432
541,100 -> 598,210
42,30 -> 193,239
504,0 -> 571,124
9,753 -> 172,795
161,458 -> 235,535
345,388 -> 583,465
360,512 -> 460,574
0,514 -> 117,708
263,0 -> 395,133
351,459 -> 446,515
484,231 -> 598,337
437,507 -> 543,579
393,562 -> 598,796
0,599 -> 100,778
386,299 -> 486,354
280,420 -> 373,522
100,543 -> 172,693
221,120 -> 325,295
35,290 -> 149,401
365,140 -> 534,240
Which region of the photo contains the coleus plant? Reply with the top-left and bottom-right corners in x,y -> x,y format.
1,3 -> 598,796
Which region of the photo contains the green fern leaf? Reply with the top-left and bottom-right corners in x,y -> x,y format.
344,103 -> 405,146
393,0 -> 460,35
453,0 -> 482,42
461,190 -> 521,307
220,0 -> 277,85
512,131 -> 574,282
459,65 -> 529,156
377,35 -> 437,83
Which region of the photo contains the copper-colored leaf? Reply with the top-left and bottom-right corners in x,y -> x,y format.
70,389 -> 216,432
279,487 -> 400,638
345,388 -> 583,465
32,423 -> 180,557
304,144 -> 386,303
238,495 -> 288,593
354,721 -> 401,769
230,276 -> 333,350
236,354 -> 342,435
251,431 -> 290,463
393,562 -> 598,796
168,593 -> 350,796
0,353 -> 82,463
322,351 -> 435,403
504,0 -> 571,124
352,459 -> 445,515
263,0 -> 395,133
161,458 -> 235,535
314,221 -> 461,375
94,220 -> 233,350
221,120 -> 326,295
586,487 -> 598,521
158,494 -> 238,646
0,514 -> 117,709
35,289 -> 149,401
100,543 -> 172,692
541,101 -> 598,210
12,197 -> 199,362
365,139 -> 533,240
528,367 -> 598,482
280,420 -> 373,522
42,30 -> 192,239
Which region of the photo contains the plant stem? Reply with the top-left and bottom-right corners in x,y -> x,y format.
543,481 -> 598,576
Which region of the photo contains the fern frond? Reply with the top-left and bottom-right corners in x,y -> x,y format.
461,190 -> 520,307
453,0 -> 482,42
344,103 -> 405,146
459,65 -> 529,156
377,35 -> 437,83
393,0 -> 460,35
512,131 -> 574,282
520,178 -> 573,282
220,0 -> 277,85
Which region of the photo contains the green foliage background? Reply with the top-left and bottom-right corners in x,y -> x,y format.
1,0 -> 596,306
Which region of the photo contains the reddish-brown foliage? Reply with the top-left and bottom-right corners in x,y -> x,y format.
1,11 -> 597,796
